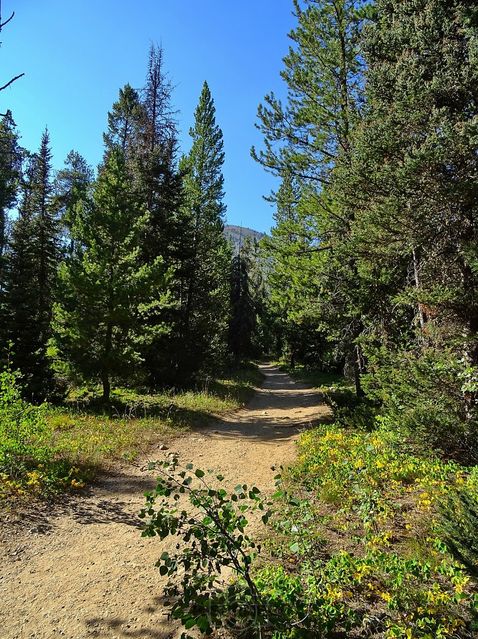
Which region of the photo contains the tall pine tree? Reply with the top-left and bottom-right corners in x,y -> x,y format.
178,82 -> 231,382
340,0 -> 478,452
254,0 -> 370,393
4,130 -> 58,398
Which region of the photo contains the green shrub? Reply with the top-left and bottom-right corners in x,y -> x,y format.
439,478 -> 478,579
140,459 -> 275,637
363,348 -> 478,461
0,368 -> 85,497
0,368 -> 52,480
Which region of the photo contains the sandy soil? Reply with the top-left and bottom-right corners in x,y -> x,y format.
0,364 -> 329,639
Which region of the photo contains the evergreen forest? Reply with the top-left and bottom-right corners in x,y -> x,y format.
1,2 -> 478,638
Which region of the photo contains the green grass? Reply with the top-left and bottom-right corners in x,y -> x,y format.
1,364 -> 263,501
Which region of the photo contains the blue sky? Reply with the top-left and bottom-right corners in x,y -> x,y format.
1,1 -> 295,233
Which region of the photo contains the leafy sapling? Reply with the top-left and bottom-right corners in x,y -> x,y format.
139,458 -> 272,638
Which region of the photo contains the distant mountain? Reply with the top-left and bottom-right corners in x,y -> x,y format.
224,225 -> 265,254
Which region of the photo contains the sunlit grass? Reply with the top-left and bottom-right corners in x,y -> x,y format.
1,364 -> 262,500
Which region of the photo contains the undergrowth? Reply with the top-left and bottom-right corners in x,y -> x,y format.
143,366 -> 478,638
0,364 -> 261,501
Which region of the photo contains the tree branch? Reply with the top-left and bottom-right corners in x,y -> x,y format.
0,10 -> 14,30
0,72 -> 25,92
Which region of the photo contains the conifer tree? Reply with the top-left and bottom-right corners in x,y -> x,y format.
54,150 -> 93,256
253,0 -> 367,183
4,131 -> 58,398
3,158 -> 38,383
349,0 -> 478,369
178,82 -> 231,381
0,111 -> 21,262
254,0 -> 370,393
54,149 -> 171,401
228,249 -> 256,362
139,44 -> 183,266
103,84 -> 144,160
332,0 -> 478,448
0,110 -> 21,351
35,130 -> 58,355
264,173 -> 327,366
131,45 -> 186,386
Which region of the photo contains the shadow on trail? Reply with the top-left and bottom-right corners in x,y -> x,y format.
198,363 -> 332,443
85,618 -> 171,639
86,594 -> 175,639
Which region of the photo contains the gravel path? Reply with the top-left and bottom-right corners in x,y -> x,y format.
1,364 -> 329,639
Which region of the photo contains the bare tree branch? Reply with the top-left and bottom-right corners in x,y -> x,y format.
0,10 -> 14,30
0,3 -> 24,96
0,72 -> 24,92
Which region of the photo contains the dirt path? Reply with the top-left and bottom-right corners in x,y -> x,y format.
1,364 -> 329,639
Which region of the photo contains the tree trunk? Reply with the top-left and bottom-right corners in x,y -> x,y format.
412,248 -> 426,331
101,371 -> 111,403
353,345 -> 365,399
102,321 -> 113,402
346,344 -> 365,399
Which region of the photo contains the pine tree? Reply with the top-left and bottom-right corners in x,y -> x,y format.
34,130 -> 58,358
3,160 -> 39,386
254,0 -> 370,393
54,149 -> 171,401
142,44 -> 176,159
103,84 -> 144,160
4,131 -> 58,398
331,0 -> 478,453
0,111 -> 21,262
252,0 -> 367,183
178,82 -> 231,381
350,0 -> 478,362
228,249 -> 256,362
0,110 -> 21,352
54,150 -> 93,256
138,44 -> 183,266
130,45 -> 186,386
264,173 -> 327,366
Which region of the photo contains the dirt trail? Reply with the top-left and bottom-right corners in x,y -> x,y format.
1,364 -> 329,639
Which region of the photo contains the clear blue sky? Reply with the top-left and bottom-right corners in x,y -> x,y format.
1,0 -> 295,233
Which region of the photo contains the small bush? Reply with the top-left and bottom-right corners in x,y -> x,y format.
0,368 -> 52,480
439,478 -> 478,578
0,368 -> 84,498
363,348 -> 478,462
140,459 -> 273,638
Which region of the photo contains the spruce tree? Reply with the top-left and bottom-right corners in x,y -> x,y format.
54,149 -> 171,401
4,131 -> 58,398
228,249 -> 256,362
178,82 -> 231,381
54,150 -> 93,256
